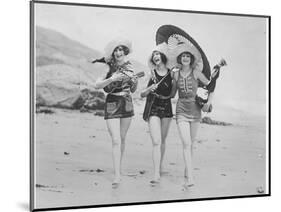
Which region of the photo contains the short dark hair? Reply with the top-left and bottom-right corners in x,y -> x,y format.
177,51 -> 195,66
112,45 -> 130,57
150,51 -> 168,66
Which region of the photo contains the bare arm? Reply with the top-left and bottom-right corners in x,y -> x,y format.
194,69 -> 210,86
140,76 -> 158,98
94,77 -> 113,89
207,92 -> 214,104
170,69 -> 178,98
195,69 -> 216,112
94,71 -> 124,89
140,84 -> 157,98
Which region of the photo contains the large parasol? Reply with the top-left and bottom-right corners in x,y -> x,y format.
156,25 -> 211,85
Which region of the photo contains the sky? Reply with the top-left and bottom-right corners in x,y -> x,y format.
34,2 -> 269,115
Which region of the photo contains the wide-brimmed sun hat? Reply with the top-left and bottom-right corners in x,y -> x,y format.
167,39 -> 203,71
148,42 -> 172,70
104,38 -> 132,61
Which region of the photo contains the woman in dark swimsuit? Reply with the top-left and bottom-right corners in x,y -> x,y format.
141,43 -> 175,184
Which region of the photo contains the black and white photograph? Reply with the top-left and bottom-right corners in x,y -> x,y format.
30,0 -> 270,210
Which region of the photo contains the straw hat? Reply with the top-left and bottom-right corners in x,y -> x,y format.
104,38 -> 132,61
167,41 -> 203,71
148,42 -> 172,70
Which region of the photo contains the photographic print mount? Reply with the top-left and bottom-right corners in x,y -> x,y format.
30,0 -> 271,211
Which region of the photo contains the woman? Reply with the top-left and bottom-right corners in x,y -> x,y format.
171,45 -> 216,188
141,43 -> 174,184
94,39 -> 138,188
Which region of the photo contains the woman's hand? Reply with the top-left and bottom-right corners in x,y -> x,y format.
202,102 -> 212,112
149,83 -> 158,92
172,67 -> 180,73
131,76 -> 138,85
110,72 -> 125,82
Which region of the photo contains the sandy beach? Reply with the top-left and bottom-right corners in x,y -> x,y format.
34,100 -> 267,209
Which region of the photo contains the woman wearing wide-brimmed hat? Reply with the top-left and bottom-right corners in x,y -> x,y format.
170,42 -> 217,188
140,43 -> 175,184
94,38 -> 138,187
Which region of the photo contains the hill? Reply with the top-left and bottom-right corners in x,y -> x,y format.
35,26 -> 148,109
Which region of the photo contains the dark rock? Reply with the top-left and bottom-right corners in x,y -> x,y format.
139,170 -> 146,174
94,110 -> 105,117
80,106 -> 91,113
64,152 -> 70,155
201,116 -> 232,126
36,107 -> 55,114
36,184 -> 48,188
79,169 -> 94,172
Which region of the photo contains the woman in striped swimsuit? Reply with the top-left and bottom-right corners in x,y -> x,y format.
171,50 -> 214,188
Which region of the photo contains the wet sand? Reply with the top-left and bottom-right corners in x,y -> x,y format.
34,102 -> 267,209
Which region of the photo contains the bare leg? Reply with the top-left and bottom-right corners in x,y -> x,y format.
120,117 -> 132,172
177,121 -> 194,186
148,116 -> 162,182
190,121 -> 200,156
106,119 -> 122,184
160,118 -> 172,174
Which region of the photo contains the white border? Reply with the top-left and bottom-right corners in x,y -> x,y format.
1,0 -> 279,212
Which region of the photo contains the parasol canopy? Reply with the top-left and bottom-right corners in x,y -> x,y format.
156,25 -> 211,82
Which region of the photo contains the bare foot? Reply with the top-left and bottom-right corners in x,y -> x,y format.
184,167 -> 188,178
183,176 -> 195,188
112,177 -> 121,189
150,175 -> 160,186
160,166 -> 168,176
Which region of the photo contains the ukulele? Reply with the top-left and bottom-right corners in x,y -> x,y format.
195,58 -> 227,112
104,71 -> 145,93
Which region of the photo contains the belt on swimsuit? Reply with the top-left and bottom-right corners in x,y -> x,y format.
110,91 -> 130,96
